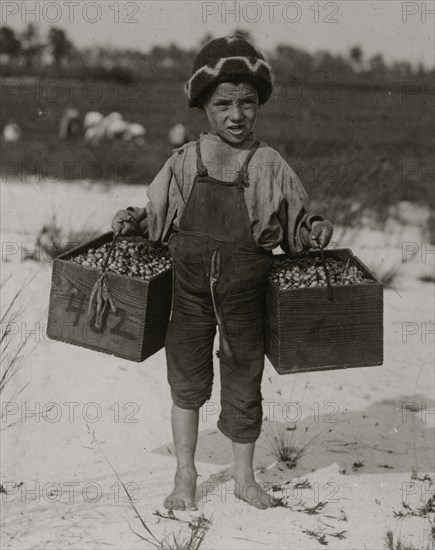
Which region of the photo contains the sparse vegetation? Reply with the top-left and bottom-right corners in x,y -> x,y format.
388,470 -> 435,550
384,529 -> 430,550
86,424 -> 212,550
393,496 -> 435,519
0,481 -> 23,494
0,278 -> 32,429
265,423 -> 327,469
426,210 -> 435,245
293,478 -> 312,490
0,277 -> 56,498
411,468 -> 433,486
418,274 -> 435,284
303,526 -> 347,546
31,216 -> 99,260
303,528 -> 328,545
144,514 -> 212,550
296,501 -> 328,515
352,460 -> 365,471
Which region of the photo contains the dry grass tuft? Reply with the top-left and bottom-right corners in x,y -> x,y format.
31,215 -> 99,261
425,209 -> 435,246
303,526 -> 347,546
86,425 -> 212,550
265,422 -> 329,470
384,529 -> 430,550
0,277 -> 34,430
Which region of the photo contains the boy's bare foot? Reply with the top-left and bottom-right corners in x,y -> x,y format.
234,475 -> 277,509
164,466 -> 198,511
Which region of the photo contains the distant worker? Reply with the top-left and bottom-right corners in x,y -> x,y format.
84,124 -> 106,147
83,111 -> 104,131
103,112 -> 128,140
124,122 -> 147,146
83,111 -> 144,146
168,123 -> 191,148
3,122 -> 22,142
59,108 -> 81,140
83,111 -> 105,147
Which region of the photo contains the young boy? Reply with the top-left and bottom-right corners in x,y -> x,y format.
112,36 -> 333,510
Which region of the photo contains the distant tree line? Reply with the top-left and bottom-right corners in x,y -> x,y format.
1,25 -> 433,86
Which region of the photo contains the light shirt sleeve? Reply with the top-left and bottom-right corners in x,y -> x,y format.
127,154 -> 176,242
146,155 -> 175,243
280,163 -> 324,256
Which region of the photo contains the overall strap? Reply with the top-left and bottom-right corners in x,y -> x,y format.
195,140 -> 208,177
238,140 -> 260,185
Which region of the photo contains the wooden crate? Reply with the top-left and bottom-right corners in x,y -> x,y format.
47,233 -> 172,362
265,248 -> 383,374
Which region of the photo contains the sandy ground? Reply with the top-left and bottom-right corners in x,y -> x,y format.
1,180 -> 434,550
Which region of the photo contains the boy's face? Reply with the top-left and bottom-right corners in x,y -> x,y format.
203,82 -> 259,145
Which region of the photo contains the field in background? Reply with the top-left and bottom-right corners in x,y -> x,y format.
1,77 -> 434,224
1,77 -> 434,549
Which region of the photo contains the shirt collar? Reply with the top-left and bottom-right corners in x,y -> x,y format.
201,131 -> 256,148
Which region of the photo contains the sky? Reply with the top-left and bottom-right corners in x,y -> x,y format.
2,0 -> 434,68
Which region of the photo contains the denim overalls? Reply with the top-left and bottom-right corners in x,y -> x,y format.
165,139 -> 272,443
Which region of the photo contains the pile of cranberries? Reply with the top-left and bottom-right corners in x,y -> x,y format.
269,257 -> 374,290
70,240 -> 172,281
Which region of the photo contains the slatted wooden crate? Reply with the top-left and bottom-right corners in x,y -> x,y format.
265,248 -> 383,374
47,233 -> 172,362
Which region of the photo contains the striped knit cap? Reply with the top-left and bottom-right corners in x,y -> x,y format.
185,35 -> 274,108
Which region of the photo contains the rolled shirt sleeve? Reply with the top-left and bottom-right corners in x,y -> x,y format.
146,155 -> 174,244
280,164 -> 325,256
126,154 -> 175,241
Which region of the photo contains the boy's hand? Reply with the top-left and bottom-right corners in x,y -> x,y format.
112,209 -> 137,236
310,220 -> 333,249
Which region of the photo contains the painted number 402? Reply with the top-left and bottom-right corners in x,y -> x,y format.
66,292 -> 136,341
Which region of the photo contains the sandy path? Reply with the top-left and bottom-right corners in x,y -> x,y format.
1,181 -> 434,549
